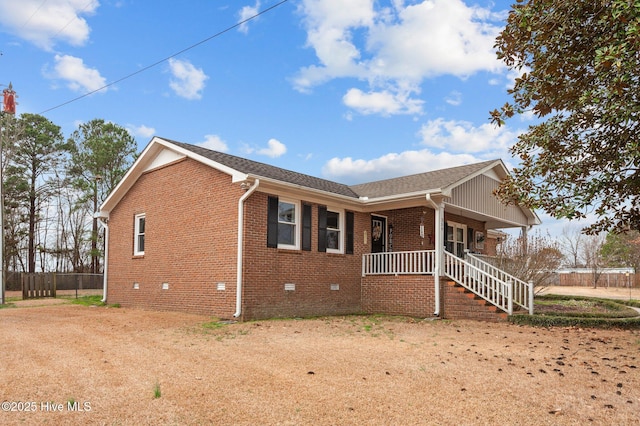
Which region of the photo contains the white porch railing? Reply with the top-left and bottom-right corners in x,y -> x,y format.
444,251 -> 534,315
361,249 -> 534,316
362,250 -> 436,276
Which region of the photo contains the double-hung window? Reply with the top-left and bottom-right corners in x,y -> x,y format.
267,197 -> 300,250
134,213 -> 146,256
277,200 -> 298,248
268,196 -> 353,254
326,209 -> 343,253
319,206 -> 349,254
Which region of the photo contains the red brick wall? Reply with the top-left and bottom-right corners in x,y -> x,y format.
369,208 -> 488,254
107,158 -> 241,317
362,275 -> 436,318
107,159 -> 497,321
108,160 -> 368,320
241,192 -> 366,320
375,208 -> 436,251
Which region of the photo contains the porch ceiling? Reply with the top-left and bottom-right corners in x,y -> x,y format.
445,203 -> 528,230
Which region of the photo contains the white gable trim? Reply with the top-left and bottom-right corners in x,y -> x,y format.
153,137 -> 248,183
99,136 -> 249,214
144,148 -> 185,172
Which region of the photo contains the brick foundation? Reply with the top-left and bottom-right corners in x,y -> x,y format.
362,275 -> 437,318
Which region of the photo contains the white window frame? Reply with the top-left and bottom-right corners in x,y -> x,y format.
326,207 -> 344,254
446,221 -> 467,258
134,213 -> 146,256
277,199 -> 300,250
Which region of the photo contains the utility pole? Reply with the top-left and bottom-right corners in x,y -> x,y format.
1,82 -> 17,304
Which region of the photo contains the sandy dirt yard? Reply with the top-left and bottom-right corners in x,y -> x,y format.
0,292 -> 639,425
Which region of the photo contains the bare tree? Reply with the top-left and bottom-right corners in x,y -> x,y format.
496,230 -> 564,291
559,225 -> 585,268
581,233 -> 606,288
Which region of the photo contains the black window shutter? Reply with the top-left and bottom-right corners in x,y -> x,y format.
318,206 -> 327,252
302,203 -> 312,251
267,196 -> 279,248
346,211 -> 354,255
468,228 -> 474,251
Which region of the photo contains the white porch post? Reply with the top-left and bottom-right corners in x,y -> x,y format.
426,194 -> 445,316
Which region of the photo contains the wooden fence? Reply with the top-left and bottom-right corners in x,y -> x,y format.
555,271 -> 638,288
19,273 -> 103,299
22,273 -> 56,299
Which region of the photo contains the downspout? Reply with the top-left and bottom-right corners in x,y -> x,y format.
425,194 -> 443,316
234,179 -> 260,318
97,217 -> 109,303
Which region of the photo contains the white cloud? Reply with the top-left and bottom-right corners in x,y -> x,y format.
322,149 -> 480,183
295,0 -> 507,116
418,118 -> 519,156
50,54 -> 107,93
444,91 -> 462,106
198,134 -> 229,152
293,0 -> 375,92
168,58 -> 208,100
343,88 -> 423,116
0,0 -> 99,51
366,0 -> 503,80
257,138 -> 287,158
127,124 -> 155,139
238,1 -> 260,34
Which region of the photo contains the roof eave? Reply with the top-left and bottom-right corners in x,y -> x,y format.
100,136 -> 249,214
245,174 -> 364,208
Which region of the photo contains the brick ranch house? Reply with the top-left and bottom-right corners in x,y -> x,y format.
97,137 -> 540,321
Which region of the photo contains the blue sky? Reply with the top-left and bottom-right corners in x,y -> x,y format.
0,0 -> 590,237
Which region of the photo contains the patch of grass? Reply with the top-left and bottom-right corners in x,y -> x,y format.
510,314 -> 640,329
196,318 -> 252,341
68,295 -> 106,307
153,382 -> 161,399
0,302 -> 16,309
202,318 -> 229,330
510,295 -> 640,329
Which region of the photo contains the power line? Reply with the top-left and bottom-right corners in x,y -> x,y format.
39,0 -> 290,114
52,0 -> 97,40
21,0 -> 49,29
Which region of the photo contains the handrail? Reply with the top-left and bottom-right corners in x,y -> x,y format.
362,250 -> 436,276
361,249 -> 534,316
444,251 -> 512,314
465,252 -> 533,314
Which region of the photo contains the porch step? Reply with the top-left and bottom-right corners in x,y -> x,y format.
443,280 -> 508,321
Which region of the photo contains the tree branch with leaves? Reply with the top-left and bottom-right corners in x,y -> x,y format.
491,0 -> 640,234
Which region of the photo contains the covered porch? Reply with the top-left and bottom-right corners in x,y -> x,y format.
352,159 -> 540,320
361,248 -> 534,316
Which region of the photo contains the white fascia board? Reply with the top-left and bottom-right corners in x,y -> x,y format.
100,137 -> 248,214
361,188 -> 443,206
100,138 -> 163,213
153,137 -> 248,182
247,175 -> 364,209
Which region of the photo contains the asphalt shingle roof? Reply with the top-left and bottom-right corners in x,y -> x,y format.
349,160 -> 498,198
168,139 -> 360,198
167,139 -> 498,200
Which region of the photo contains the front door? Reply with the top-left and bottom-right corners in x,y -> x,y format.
371,216 -> 386,253
446,222 -> 467,257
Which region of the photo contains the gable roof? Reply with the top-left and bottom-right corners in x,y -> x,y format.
100,137 -> 539,227
169,139 -> 504,201
350,160 -> 502,199
167,139 -> 359,198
